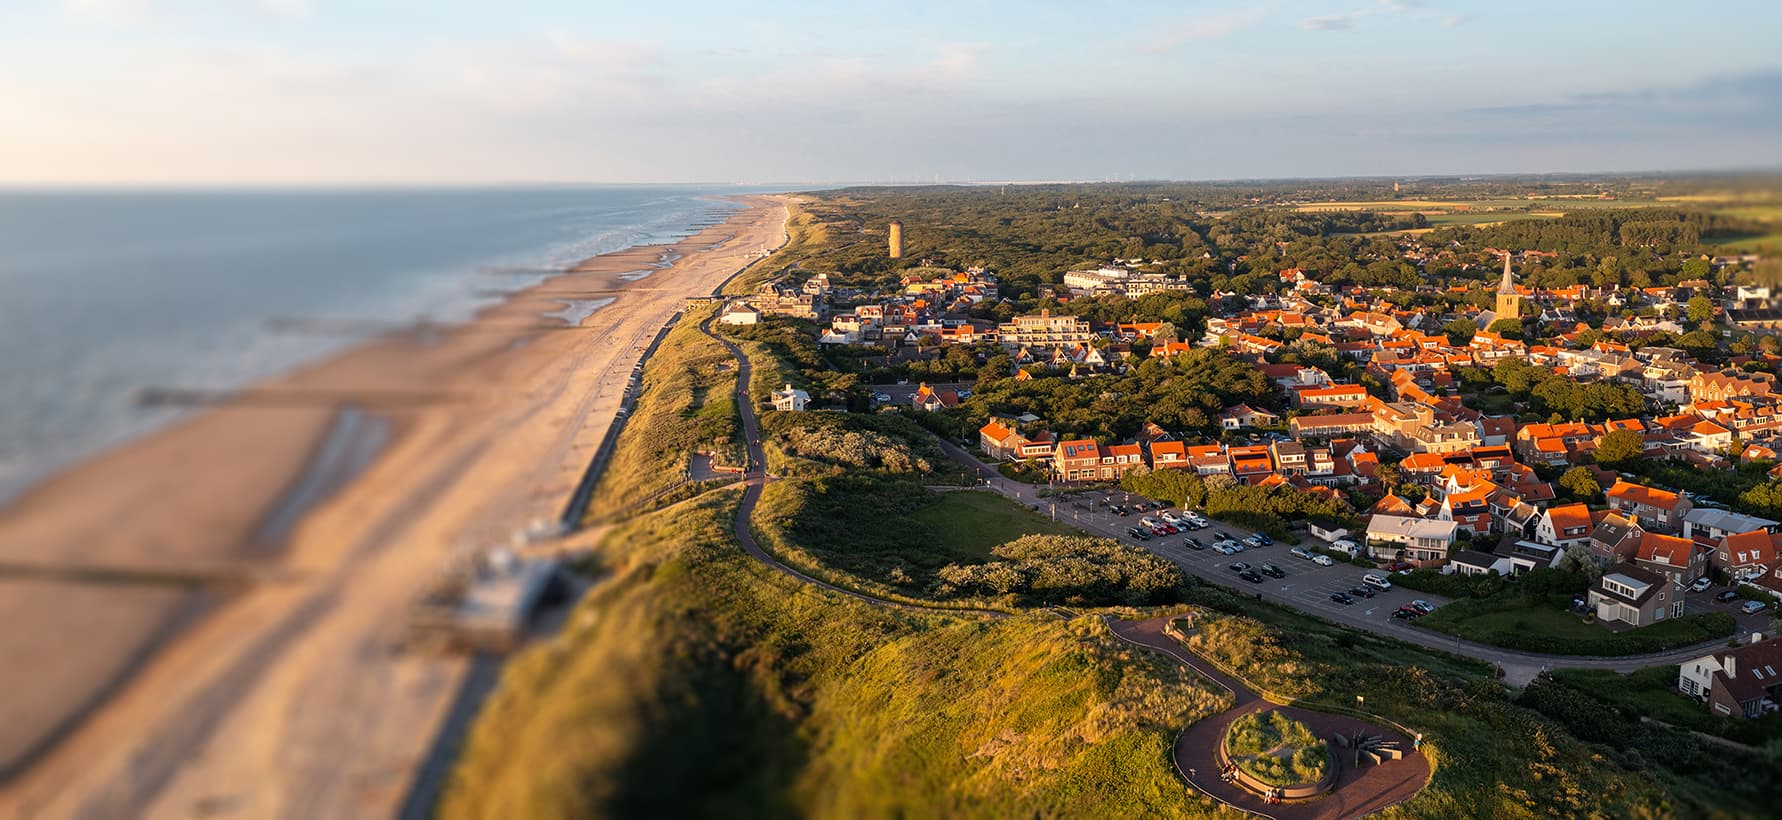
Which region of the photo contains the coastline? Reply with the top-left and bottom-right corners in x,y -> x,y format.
0,194 -> 791,818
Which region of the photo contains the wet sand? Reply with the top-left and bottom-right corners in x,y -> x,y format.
0,194 -> 790,818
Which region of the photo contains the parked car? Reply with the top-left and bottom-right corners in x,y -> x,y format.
1717,590 -> 1741,603
1139,516 -> 1161,529
1160,511 -> 1182,525
1290,546 -> 1315,560
1312,554 -> 1335,567
1742,600 -> 1769,615
1362,573 -> 1393,591
1228,562 -> 1252,573
1252,532 -> 1273,545
1330,538 -> 1360,555
1391,608 -> 1420,620
1690,577 -> 1713,593
1215,544 -> 1236,555
1348,585 -> 1376,599
1185,536 -> 1204,548
1240,570 -> 1264,583
1330,592 -> 1355,605
1109,505 -> 1129,516
1409,600 -> 1435,614
1242,536 -> 1266,548
1259,563 -> 1285,579
1386,561 -> 1415,573
1185,511 -> 1208,525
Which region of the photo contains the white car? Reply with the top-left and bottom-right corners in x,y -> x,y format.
1160,511 -> 1183,525
1312,554 -> 1335,567
1362,573 -> 1393,591
1290,546 -> 1315,560
1689,577 -> 1713,593
1185,511 -> 1208,525
1139,516 -> 1161,529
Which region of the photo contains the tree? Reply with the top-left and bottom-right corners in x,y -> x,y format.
1443,318 -> 1478,347
1596,429 -> 1646,468
1486,318 -> 1523,339
1559,466 -> 1602,502
1687,295 -> 1715,326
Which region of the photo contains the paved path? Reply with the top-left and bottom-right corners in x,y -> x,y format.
934,439 -> 1729,677
701,316 -> 1004,618
1106,616 -> 1430,820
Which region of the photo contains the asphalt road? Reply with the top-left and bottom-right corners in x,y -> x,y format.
934,439 -> 1748,681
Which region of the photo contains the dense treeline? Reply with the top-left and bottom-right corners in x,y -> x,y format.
949,347 -> 1276,441
1464,359 -> 1649,421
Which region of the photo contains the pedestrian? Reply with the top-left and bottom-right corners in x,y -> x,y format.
1188,768 -> 1196,780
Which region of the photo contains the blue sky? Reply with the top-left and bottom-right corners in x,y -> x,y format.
2,0 -> 1778,184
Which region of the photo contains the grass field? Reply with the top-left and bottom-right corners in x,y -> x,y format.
1416,595 -> 1735,656
907,490 -> 1076,559
1549,666 -> 1782,746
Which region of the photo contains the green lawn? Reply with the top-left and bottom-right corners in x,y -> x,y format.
907,490 -> 1076,560
1418,595 -> 1736,656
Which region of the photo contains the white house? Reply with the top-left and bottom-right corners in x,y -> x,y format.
1365,515 -> 1458,564
719,302 -> 762,325
770,383 -> 810,412
1534,503 -> 1594,549
1683,508 -> 1779,543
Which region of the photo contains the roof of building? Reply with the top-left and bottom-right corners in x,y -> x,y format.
1545,503 -> 1593,535
1367,514 -> 1458,540
1685,507 -> 1780,533
1450,549 -> 1501,569
1635,532 -> 1697,569
1607,479 -> 1687,512
1595,562 -> 1668,607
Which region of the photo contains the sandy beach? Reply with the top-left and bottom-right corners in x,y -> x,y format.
0,194 -> 789,818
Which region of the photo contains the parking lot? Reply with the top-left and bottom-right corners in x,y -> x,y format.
1040,489 -> 1455,633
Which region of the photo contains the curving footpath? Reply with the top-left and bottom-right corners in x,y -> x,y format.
700,315 -> 1005,618
1105,615 -> 1430,820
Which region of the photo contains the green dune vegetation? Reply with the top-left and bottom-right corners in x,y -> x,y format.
583,302 -> 743,520
440,487 -> 1232,819
1224,711 -> 1328,788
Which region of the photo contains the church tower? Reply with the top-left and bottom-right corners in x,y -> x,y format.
1495,252 -> 1520,322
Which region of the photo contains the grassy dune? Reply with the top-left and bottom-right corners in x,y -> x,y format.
442,488 -> 1231,819
584,302 -> 742,520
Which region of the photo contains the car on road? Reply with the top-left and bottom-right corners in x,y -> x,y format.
1362,573 -> 1393,591
1690,577 -> 1713,593
1240,569 -> 1264,583
1242,536 -> 1266,548
1409,600 -> 1435,614
1289,546 -> 1315,560
1312,554 -> 1335,567
1329,592 -> 1355,605
1228,561 -> 1252,572
1259,563 -> 1285,579
1742,600 -> 1769,615
872,392 -> 892,403
1347,585 -> 1376,599
1716,590 -> 1741,603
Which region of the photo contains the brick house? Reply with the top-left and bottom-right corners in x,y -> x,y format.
1605,479 -> 1693,532
1679,637 -> 1782,719
1588,563 -> 1678,626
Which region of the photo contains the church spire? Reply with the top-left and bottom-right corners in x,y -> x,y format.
1498,251 -> 1515,294
1495,252 -> 1521,321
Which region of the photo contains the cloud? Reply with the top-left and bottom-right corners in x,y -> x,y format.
1443,14 -> 1471,27
1139,10 -> 1262,53
1302,13 -> 1360,31
1379,0 -> 1423,11
250,0 -> 311,20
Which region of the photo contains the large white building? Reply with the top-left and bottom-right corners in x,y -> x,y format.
996,309 -> 1093,349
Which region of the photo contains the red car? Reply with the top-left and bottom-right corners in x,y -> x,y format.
1386,561 -> 1416,573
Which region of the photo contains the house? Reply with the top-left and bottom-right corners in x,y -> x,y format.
770,383 -> 810,412
1506,540 -> 1564,574
1633,531 -> 1706,587
979,421 -> 1022,461
1684,508 -> 1779,543
911,383 -> 958,412
1588,563 -> 1678,626
1220,404 -> 1280,430
997,309 -> 1093,350
1590,512 -> 1645,566
1716,529 -> 1782,582
719,302 -> 762,325
1678,637 -> 1782,719
1449,549 -> 1510,577
1535,503 -> 1594,549
1053,439 -> 1102,482
1147,439 -> 1189,470
1098,443 -> 1146,481
1366,515 -> 1458,564
1605,479 -> 1693,532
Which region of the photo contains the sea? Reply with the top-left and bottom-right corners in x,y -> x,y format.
0,185 -> 760,506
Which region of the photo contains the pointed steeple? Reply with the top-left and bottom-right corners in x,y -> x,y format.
1494,252 -> 1521,322
1498,252 -> 1515,295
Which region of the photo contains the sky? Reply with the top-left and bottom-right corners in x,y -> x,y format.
1,0 -> 1779,185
